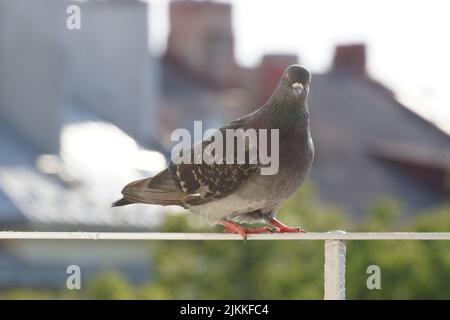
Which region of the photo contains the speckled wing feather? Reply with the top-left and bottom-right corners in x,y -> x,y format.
168,117 -> 261,206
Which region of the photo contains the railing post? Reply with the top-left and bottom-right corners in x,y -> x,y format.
324,235 -> 346,300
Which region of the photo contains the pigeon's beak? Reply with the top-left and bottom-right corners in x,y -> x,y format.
291,82 -> 304,97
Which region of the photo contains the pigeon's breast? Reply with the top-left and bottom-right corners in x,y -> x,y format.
276,129 -> 314,191
188,130 -> 314,224
187,191 -> 277,225
248,137 -> 313,205
257,131 -> 314,204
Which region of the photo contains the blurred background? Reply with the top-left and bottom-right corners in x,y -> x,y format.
0,0 -> 449,299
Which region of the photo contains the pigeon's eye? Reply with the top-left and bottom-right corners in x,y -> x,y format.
283,74 -> 289,82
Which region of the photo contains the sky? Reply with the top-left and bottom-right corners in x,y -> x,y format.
148,0 -> 450,133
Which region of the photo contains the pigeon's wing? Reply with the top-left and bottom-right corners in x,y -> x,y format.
114,116 -> 261,208
168,116 -> 261,206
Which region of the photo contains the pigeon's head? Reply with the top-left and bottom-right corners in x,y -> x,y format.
279,65 -> 311,101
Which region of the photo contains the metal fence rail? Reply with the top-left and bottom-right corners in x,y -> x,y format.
1,231 -> 449,300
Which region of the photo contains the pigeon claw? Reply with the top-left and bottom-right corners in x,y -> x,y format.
276,226 -> 308,233
268,218 -> 307,233
219,220 -> 274,240
268,226 -> 281,233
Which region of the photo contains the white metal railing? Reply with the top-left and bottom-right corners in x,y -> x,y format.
1,231 -> 449,300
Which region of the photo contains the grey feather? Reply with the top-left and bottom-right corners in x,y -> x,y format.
113,65 -> 314,225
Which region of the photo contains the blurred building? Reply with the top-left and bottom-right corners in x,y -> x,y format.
159,1 -> 450,217
159,1 -> 301,145
158,0 -> 250,146
308,44 -> 450,216
0,0 -> 165,289
167,0 -> 238,87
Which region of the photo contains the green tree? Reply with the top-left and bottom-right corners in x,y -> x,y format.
347,204 -> 450,299
84,271 -> 136,299
142,186 -> 450,299
2,183 -> 449,299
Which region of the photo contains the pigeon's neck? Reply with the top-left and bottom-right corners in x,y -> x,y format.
263,100 -> 310,132
260,82 -> 311,132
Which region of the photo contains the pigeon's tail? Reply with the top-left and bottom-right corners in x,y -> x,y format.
112,169 -> 188,207
111,198 -> 133,207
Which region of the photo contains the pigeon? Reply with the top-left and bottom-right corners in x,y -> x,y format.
113,65 -> 314,239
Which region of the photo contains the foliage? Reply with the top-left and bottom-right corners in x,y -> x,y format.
347,201 -> 450,299
1,182 -> 449,299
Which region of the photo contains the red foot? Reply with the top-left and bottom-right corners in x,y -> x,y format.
219,220 -> 274,240
269,218 -> 307,233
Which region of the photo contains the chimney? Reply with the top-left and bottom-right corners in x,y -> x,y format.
166,0 -> 237,87
257,54 -> 298,104
332,44 -> 367,76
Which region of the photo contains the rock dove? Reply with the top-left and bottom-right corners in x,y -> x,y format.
113,65 -> 314,239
